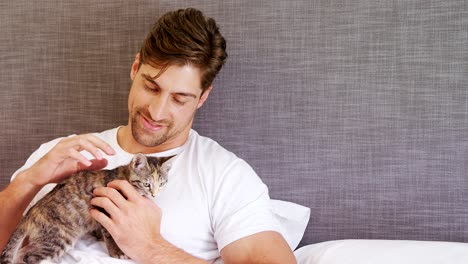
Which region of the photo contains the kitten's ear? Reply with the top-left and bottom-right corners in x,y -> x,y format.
158,155 -> 176,172
158,155 -> 176,166
131,153 -> 149,172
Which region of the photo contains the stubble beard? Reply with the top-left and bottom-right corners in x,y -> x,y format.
130,111 -> 174,147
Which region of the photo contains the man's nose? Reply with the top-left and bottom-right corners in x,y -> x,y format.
148,95 -> 170,121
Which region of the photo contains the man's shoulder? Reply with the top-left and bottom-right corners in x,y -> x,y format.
39,127 -> 118,147
93,127 -> 119,142
187,130 -> 256,175
189,130 -> 239,161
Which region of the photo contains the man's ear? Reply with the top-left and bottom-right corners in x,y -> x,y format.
130,53 -> 141,81
197,85 -> 213,109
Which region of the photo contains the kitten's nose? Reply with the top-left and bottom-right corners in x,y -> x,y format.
151,188 -> 159,197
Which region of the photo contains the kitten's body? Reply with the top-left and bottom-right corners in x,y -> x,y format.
1,154 -> 173,264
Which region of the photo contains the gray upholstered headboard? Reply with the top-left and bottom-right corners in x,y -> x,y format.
1,0 -> 467,246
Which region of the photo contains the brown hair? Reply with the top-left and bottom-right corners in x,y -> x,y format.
139,8 -> 228,93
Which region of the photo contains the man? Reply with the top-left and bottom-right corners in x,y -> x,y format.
0,8 -> 296,264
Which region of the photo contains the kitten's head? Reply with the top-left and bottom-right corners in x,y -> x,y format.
128,153 -> 175,197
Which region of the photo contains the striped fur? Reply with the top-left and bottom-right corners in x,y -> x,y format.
1,154 -> 173,264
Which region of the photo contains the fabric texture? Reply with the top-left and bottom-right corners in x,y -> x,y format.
31,200 -> 310,264
11,128 -> 283,262
1,0 -> 468,246
271,199 -> 311,250
294,239 -> 468,264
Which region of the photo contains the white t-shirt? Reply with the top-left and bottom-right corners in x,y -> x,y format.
11,127 -> 282,262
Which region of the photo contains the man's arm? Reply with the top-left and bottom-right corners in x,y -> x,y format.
220,231 -> 296,264
90,180 -> 296,264
0,170 -> 43,251
0,134 -> 114,252
90,180 -> 208,264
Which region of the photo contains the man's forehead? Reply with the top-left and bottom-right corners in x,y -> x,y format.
140,63 -> 201,80
139,64 -> 203,96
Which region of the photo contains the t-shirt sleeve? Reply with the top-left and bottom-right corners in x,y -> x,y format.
211,159 -> 284,251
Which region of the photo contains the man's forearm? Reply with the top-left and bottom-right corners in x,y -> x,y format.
0,170 -> 42,251
136,237 -> 209,264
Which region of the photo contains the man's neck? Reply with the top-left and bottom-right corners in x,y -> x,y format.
116,126 -> 189,154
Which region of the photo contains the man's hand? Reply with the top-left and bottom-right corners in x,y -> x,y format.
1,133 -> 115,252
90,180 -> 163,259
90,180 -> 208,264
28,134 -> 115,187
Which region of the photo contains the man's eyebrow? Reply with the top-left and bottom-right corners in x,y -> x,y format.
142,73 -> 157,83
141,73 -> 198,99
175,92 -> 197,99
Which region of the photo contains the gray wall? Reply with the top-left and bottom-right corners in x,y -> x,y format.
1,0 -> 467,245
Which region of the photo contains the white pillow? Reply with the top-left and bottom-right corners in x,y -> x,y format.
294,239 -> 468,264
270,199 -> 311,250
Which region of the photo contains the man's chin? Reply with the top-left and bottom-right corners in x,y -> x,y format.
135,137 -> 163,148
133,131 -> 169,148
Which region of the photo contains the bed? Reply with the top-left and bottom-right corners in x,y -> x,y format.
1,0 -> 467,263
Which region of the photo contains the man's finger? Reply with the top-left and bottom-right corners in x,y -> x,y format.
79,158 -> 108,171
90,208 -> 115,234
66,148 -> 92,167
107,180 -> 142,203
83,134 -> 116,156
90,196 -> 121,218
93,186 -> 129,210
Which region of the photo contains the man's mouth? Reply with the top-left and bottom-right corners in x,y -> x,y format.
140,113 -> 165,132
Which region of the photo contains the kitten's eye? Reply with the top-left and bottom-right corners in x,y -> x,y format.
144,183 -> 150,187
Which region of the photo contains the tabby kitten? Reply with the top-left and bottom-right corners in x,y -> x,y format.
1,153 -> 174,264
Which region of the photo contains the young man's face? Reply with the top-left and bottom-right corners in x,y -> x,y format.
125,55 -> 211,153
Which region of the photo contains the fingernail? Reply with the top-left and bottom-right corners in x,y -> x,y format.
107,147 -> 115,155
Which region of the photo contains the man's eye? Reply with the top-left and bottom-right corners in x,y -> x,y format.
173,97 -> 186,105
144,84 -> 156,90
143,80 -> 159,91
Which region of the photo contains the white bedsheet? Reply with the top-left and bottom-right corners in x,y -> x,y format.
38,199 -> 310,263
40,234 -> 135,264
39,235 -> 468,264
294,239 -> 468,264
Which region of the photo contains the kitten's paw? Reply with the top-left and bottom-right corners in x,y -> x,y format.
117,254 -> 129,259
109,251 -> 129,259
23,254 -> 42,264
